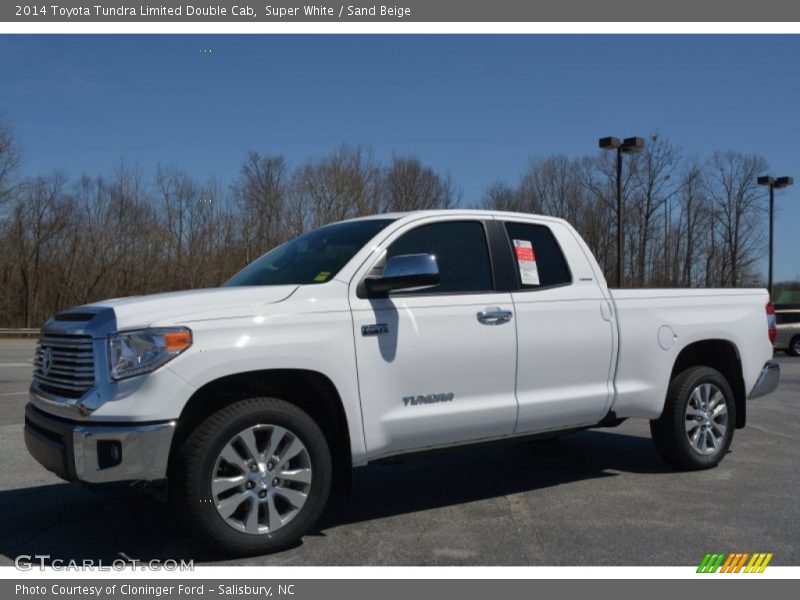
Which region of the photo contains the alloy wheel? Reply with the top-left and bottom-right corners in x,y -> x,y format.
685,383 -> 728,456
211,424 -> 312,535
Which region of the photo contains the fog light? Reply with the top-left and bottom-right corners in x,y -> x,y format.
97,440 -> 122,469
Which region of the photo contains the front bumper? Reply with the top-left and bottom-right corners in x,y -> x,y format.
24,403 -> 175,485
749,361 -> 780,399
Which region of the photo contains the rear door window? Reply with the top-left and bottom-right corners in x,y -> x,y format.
502,222 -> 571,290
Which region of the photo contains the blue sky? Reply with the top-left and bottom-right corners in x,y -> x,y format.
1,35 -> 799,280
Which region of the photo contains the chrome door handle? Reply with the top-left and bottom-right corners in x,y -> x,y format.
477,308 -> 513,325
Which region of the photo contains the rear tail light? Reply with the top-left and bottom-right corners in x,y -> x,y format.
766,302 -> 777,344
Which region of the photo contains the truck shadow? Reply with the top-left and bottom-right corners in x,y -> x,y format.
0,429 -> 669,565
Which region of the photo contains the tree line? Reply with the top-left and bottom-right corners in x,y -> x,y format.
483,134 -> 776,289
0,115 -> 788,328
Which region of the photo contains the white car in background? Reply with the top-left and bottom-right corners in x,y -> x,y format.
775,306 -> 800,356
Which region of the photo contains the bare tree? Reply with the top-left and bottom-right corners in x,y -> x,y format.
705,151 -> 768,286
7,173 -> 71,327
628,134 -> 680,286
71,175 -> 123,304
521,156 -> 589,229
381,155 -> 459,212
293,144 -> 380,228
674,161 -> 708,286
0,114 -> 21,206
482,180 -> 522,212
106,163 -> 158,295
234,152 -> 289,263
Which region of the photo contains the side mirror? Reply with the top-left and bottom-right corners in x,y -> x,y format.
364,254 -> 439,297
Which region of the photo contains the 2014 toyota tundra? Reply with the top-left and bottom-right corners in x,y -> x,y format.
24,210 -> 780,555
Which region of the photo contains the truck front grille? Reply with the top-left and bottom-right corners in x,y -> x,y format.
34,334 -> 95,399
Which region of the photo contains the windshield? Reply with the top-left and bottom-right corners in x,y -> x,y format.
225,219 -> 395,287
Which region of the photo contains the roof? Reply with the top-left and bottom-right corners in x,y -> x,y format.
347,208 -> 560,224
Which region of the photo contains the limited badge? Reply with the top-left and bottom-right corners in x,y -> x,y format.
361,323 -> 389,336
513,239 -> 540,285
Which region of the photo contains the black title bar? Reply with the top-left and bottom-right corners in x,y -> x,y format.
5,0 -> 800,22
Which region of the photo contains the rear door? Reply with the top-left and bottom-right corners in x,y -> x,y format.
498,218 -> 616,433
349,216 -> 519,459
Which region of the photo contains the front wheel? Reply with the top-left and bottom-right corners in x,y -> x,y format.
171,397 -> 332,556
650,366 -> 735,470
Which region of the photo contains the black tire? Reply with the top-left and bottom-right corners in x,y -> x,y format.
650,366 -> 736,470
171,397 -> 332,556
786,336 -> 800,357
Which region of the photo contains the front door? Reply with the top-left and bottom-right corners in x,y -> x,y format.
349,218 -> 519,460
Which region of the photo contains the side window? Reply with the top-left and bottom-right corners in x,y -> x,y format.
503,221 -> 571,289
778,313 -> 800,325
386,221 -> 493,294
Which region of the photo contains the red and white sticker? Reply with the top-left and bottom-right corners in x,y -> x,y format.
513,239 -> 540,285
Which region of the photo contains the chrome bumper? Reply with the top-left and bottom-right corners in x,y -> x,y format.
749,361 -> 780,400
25,404 -> 175,485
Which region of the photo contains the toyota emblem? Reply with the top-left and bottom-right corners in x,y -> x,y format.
41,347 -> 54,376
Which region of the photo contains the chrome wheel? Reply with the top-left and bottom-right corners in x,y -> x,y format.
212,424 -> 312,535
793,338 -> 800,355
685,383 -> 728,455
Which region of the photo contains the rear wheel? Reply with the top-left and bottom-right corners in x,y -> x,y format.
172,397 -> 332,556
650,366 -> 735,470
787,335 -> 800,357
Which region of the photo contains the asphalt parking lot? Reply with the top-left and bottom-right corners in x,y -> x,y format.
0,337 -> 797,566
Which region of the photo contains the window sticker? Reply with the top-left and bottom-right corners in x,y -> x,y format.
512,239 -> 540,285
314,271 -> 331,282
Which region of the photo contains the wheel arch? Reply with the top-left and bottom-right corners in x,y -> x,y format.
169,368 -> 352,493
669,339 -> 747,429
789,333 -> 800,356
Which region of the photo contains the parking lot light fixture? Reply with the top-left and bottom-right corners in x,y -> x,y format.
758,175 -> 794,298
621,137 -> 646,154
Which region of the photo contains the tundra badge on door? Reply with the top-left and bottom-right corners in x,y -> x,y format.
402,392 -> 455,406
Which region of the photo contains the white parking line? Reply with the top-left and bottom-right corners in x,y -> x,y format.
0,391 -> 28,397
0,363 -> 32,367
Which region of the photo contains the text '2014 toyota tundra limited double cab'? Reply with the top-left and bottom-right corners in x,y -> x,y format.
25,210 -> 780,555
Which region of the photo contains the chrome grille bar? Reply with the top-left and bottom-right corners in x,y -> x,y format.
33,333 -> 95,399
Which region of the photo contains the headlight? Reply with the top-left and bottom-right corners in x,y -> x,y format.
108,327 -> 192,380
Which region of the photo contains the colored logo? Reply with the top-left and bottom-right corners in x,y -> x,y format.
697,552 -> 773,573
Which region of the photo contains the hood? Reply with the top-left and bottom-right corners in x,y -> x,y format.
80,285 -> 299,330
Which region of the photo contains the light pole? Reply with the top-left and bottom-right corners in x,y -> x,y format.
757,175 -> 794,299
599,136 -> 645,287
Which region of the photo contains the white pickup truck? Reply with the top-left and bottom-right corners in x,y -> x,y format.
25,210 -> 779,555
